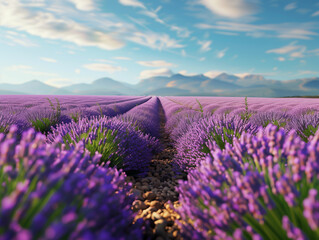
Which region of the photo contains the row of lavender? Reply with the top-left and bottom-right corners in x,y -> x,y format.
0,95 -> 149,134
160,96 -> 319,239
0,96 -> 162,239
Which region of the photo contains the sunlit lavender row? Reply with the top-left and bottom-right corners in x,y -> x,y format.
0,95 -> 319,239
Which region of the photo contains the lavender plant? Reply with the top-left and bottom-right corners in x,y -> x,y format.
174,114 -> 258,173
0,126 -> 142,239
176,124 -> 319,239
48,116 -> 160,175
288,112 -> 319,142
28,98 -> 61,134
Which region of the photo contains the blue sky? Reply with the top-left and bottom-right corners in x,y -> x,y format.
0,0 -> 318,87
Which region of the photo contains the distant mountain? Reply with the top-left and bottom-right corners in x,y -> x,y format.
0,80 -> 71,95
0,74 -> 318,97
61,77 -> 139,95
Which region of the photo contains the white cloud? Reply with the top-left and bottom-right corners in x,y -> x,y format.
204,70 -> 223,78
298,70 -> 319,75
198,40 -> 212,52
5,31 -> 36,47
196,22 -> 318,40
141,7 -> 165,24
278,57 -> 286,61
75,69 -> 81,74
41,57 -> 57,63
45,78 -> 73,87
198,0 -> 259,18
139,68 -> 173,79
83,63 -> 125,73
234,73 -> 252,78
114,56 -> 131,60
181,49 -> 186,57
284,2 -> 297,11
170,25 -> 191,38
199,57 -> 206,61
267,42 -> 306,59
266,43 -> 302,54
119,0 -> 145,9
178,70 -> 197,76
67,0 -> 95,11
137,60 -> 175,67
312,11 -> 319,17
217,48 -> 228,58
0,1 -> 124,50
273,67 -> 278,71
128,31 -> 184,50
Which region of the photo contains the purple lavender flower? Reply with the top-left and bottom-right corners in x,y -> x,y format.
176,124 -> 319,239
47,116 -> 160,175
0,126 -> 142,239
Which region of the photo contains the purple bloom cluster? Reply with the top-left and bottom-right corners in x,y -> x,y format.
176,124 -> 319,239
117,97 -> 162,138
47,116 -> 160,175
0,96 -> 150,134
0,126 -> 142,239
173,114 -> 258,173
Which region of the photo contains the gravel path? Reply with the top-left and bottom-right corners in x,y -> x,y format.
126,109 -> 185,240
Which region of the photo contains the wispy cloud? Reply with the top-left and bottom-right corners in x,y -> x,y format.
196,22 -> 318,40
267,43 -> 301,54
139,68 -> 173,79
141,6 -> 164,24
178,70 -> 197,76
0,1 -> 124,50
41,57 -> 57,63
83,63 -> 126,73
45,78 -> 73,87
67,0 -> 95,11
203,70 -> 223,78
197,0 -> 259,19
170,25 -> 191,38
118,0 -> 146,9
297,70 -> 319,75
312,10 -> 319,17
128,31 -> 184,50
137,60 -> 175,67
267,42 -> 306,58
278,57 -> 286,61
217,48 -> 228,58
113,56 -> 132,60
4,31 -> 37,47
198,40 -> 212,52
284,2 -> 297,11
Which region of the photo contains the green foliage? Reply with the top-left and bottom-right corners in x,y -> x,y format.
31,118 -> 53,134
63,127 -> 123,168
201,125 -> 242,154
299,124 -> 319,142
70,112 -> 81,123
31,98 -> 61,134
238,154 -> 319,239
262,119 -> 287,129
240,96 -> 253,121
0,125 -> 8,133
46,97 -> 61,120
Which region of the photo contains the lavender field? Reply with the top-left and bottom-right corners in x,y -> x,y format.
1,95 -> 319,240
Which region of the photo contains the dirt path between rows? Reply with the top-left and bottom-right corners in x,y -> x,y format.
126,107 -> 184,240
